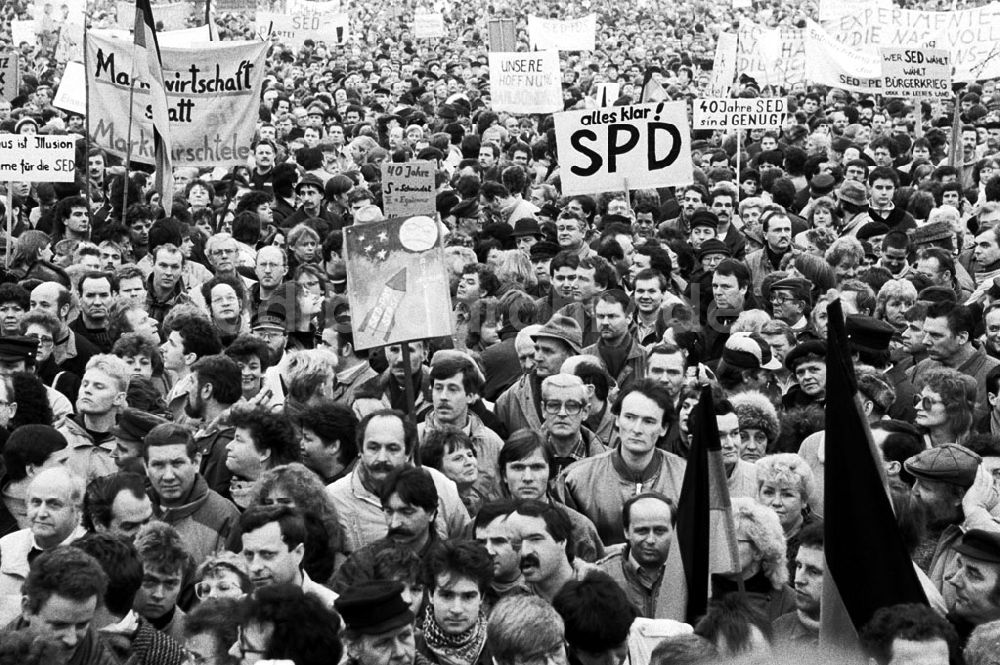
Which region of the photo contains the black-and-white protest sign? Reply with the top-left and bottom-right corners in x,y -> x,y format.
692,98 -> 787,130
880,47 -> 952,99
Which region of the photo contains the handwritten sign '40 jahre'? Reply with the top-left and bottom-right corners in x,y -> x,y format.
381,161 -> 436,217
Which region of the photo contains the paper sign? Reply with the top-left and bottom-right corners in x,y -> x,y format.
707,32 -> 738,97
554,101 -> 694,196
880,47 -> 952,99
116,1 -> 190,30
804,19 -> 883,93
692,97 -> 787,130
381,161 -> 436,218
343,215 -> 453,350
86,33 -> 268,167
527,14 -> 596,52
0,134 -> 77,182
11,20 -> 36,46
53,61 -> 86,114
413,12 -> 445,39
0,53 -> 18,102
255,10 -> 348,45
488,51 -> 562,114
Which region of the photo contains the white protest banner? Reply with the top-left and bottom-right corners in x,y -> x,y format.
116,1 -> 190,30
821,4 -> 1000,82
692,98 -> 787,130
554,101 -> 693,196
381,161 -> 436,218
488,51 -> 562,114
736,20 -> 805,87
55,22 -> 85,63
804,19 -> 882,93
344,215 -> 453,350
880,47 -> 952,99
527,14 -> 596,52
413,12 -> 445,39
53,61 -> 86,114
0,53 -> 18,102
707,32 -> 737,97
11,20 -> 36,47
0,134 -> 77,182
215,0 -> 257,13
255,10 -> 348,45
86,33 -> 268,167
160,25 -> 213,46
819,0 -> 889,22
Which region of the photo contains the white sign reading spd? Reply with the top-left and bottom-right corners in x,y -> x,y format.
692,98 -> 787,130
554,101 -> 694,196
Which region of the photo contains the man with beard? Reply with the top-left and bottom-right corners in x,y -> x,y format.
331,467 -> 442,591
125,204 -> 155,263
183,355 -> 241,500
326,410 -> 470,554
504,499 -> 593,602
905,445 -> 981,594
321,314 -> 379,408
160,312 -> 222,420
745,210 -> 793,298
597,492 -> 676,618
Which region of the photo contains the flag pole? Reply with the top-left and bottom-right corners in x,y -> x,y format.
83,18 -> 93,215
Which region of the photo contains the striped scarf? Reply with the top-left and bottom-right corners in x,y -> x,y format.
421,606 -> 488,665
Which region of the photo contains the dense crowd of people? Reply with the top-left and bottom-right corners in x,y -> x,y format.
3,0 -> 1000,663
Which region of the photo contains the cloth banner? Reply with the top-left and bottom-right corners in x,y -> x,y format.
86,32 -> 268,167
116,1 -> 190,30
527,14 -> 597,51
255,9 -> 348,45
804,19 -> 883,93
736,20 -> 806,87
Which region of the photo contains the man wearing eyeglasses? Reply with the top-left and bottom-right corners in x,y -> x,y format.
205,233 -> 257,292
539,374 -> 607,479
768,276 -> 813,335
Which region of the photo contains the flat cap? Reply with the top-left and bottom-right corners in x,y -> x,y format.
111,408 -> 170,443
909,220 -> 953,246
529,241 -> 560,262
846,315 -> 895,354
532,314 -> 583,354
955,529 -> 1000,563
904,444 -> 981,488
0,336 -> 38,363
335,580 -> 414,635
810,173 -> 836,197
770,276 -> 813,304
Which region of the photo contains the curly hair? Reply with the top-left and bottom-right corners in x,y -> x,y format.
248,463 -> 345,556
229,404 -> 299,467
297,400 -> 358,468
112,332 -> 164,375
917,367 -> 977,440
134,521 -> 192,577
183,598 -> 241,665
731,497 -> 788,589
421,539 -> 494,594
755,453 -> 815,503
236,583 -> 343,665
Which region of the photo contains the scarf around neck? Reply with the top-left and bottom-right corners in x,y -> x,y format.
421,605 -> 488,665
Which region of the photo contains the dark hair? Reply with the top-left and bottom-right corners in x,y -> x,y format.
229,404 -> 299,466
499,429 -> 555,482
635,243 -> 674,278
236,584 -> 343,665
165,313 -> 222,358
0,283 -> 28,310
860,604 -> 959,665
553,572 -> 638,653
649,634 -> 719,665
714,258 -> 751,289
572,360 -> 610,403
298,400 -> 359,467
182,598 -> 241,664
422,429 -> 476,474
239,504 -> 307,550
22,546 -> 109,613
357,409 -> 418,456
474,499 -> 515,532
421,539 -> 494,594
71,533 -> 143,617
82,472 -> 147,532
141,422 -> 199,460
871,420 -> 925,486
797,521 -> 824,551
622,492 -> 676,530
611,378 -> 676,428
694,594 -> 773,656
2,423 -> 65,481
379,466 -> 438,513
925,300 -> 975,338
191,354 -> 243,405
201,274 -> 247,313
430,354 -> 484,395
511,499 -> 572,547
225,335 -> 271,371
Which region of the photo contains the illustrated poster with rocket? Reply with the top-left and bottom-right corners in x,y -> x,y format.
343,215 -> 454,350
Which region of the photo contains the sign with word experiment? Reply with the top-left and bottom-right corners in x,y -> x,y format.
554,101 -> 694,196
692,98 -> 787,130
86,33 -> 268,167
0,135 -> 77,182
880,47 -> 952,99
488,51 -> 562,114
381,161 -> 435,217
344,215 -> 453,349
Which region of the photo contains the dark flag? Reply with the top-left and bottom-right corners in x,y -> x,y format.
821,298 -> 928,653
660,384 -> 740,622
134,0 -> 174,210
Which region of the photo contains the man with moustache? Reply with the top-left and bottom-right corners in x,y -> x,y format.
744,210 -> 794,299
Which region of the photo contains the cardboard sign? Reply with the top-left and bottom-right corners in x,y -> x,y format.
527,14 -> 596,52
86,33 -> 268,167
0,52 -> 18,102
343,215 -> 453,350
53,60 -> 86,114
880,47 -> 952,99
255,10 -> 348,45
0,134 -> 77,182
116,1 -> 190,30
805,19 -> 883,93
381,161 -> 436,218
488,51 -> 562,114
707,32 -> 738,97
692,97 -> 787,130
554,101 -> 694,196
413,12 -> 445,39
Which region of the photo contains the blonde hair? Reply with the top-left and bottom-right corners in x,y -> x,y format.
755,453 -> 815,502
85,353 -> 132,393
731,497 -> 788,589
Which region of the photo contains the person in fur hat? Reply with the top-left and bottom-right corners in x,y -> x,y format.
729,390 -> 781,462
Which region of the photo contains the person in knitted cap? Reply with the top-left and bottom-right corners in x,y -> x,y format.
729,390 -> 781,463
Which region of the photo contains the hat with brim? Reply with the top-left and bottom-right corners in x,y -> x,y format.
531,314 -> 583,354
111,408 -> 170,443
954,529 -> 1000,563
0,336 -> 38,363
